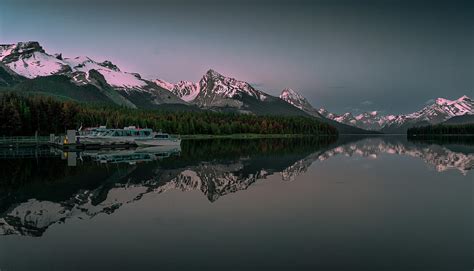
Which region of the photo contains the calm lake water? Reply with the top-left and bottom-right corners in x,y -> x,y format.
0,136 -> 472,270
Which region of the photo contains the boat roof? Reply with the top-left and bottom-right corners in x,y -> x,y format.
86,127 -> 153,132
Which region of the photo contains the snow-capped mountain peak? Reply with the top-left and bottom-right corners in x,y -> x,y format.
279,88 -> 310,110
152,79 -> 201,102
0,42 -> 71,79
205,68 -> 223,79
436,95 -> 470,106
278,88 -> 324,118
406,95 -> 473,122
0,42 -> 148,89
194,69 -> 268,107
64,56 -> 147,89
321,95 -> 473,132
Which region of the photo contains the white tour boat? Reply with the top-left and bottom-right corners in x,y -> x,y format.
77,126 -> 181,146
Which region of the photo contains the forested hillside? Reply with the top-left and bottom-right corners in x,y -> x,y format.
0,93 -> 338,136
407,123 -> 474,136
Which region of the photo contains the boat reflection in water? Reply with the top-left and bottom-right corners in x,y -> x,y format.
81,146 -> 182,165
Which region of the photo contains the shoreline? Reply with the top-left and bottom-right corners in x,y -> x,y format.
179,134 -> 337,139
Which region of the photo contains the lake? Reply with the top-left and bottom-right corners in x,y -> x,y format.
0,136 -> 472,270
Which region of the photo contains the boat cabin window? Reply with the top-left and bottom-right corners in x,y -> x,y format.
139,130 -> 151,137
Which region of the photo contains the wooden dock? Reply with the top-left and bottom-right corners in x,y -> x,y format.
0,134 -> 137,151
0,136 -> 50,147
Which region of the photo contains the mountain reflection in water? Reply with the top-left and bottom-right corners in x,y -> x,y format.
0,136 -> 471,237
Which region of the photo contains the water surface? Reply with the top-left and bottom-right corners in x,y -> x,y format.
0,136 -> 472,270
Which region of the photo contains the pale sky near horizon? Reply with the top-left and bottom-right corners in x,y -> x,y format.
1,0 -> 473,114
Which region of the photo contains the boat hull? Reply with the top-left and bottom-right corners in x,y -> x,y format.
135,139 -> 181,147
78,136 -> 150,145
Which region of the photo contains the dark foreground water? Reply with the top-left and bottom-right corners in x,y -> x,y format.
0,136 -> 472,270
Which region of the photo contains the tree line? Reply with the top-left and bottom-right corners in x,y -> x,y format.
407,123 -> 474,136
0,92 -> 338,136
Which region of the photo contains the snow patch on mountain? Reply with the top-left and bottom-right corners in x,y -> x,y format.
320,96 -> 473,131
0,42 -> 148,89
279,88 -> 323,118
153,79 -> 201,102
64,56 -> 147,89
153,78 -> 174,91
5,52 -> 68,78
173,81 -> 201,102
198,69 -> 268,102
0,42 -> 70,79
0,44 -> 15,61
279,88 -> 308,110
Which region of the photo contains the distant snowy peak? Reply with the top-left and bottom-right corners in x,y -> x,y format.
199,69 -> 268,101
64,56 -> 147,89
153,79 -> 201,102
156,69 -> 271,105
334,112 -> 357,125
400,95 -> 473,126
279,88 -> 311,110
418,95 -> 474,118
0,42 -> 70,78
278,88 -> 324,118
318,108 -> 329,116
436,95 -> 471,106
321,95 -> 473,131
320,109 -> 396,130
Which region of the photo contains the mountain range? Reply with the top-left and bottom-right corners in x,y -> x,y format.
278,87 -> 472,132
0,41 -> 471,133
317,96 -> 473,133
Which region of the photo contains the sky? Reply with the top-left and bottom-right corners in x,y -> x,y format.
1,0 -> 473,114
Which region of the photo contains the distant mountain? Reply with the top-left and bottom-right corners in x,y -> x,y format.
154,79 -> 200,102
381,96 -> 473,133
318,109 -> 395,131
154,69 -> 313,117
0,42 -> 318,117
165,71 -> 377,132
279,88 -> 379,134
279,88 -> 323,118
0,41 -> 381,134
441,114 -> 474,125
316,96 -> 473,133
0,41 -> 185,108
